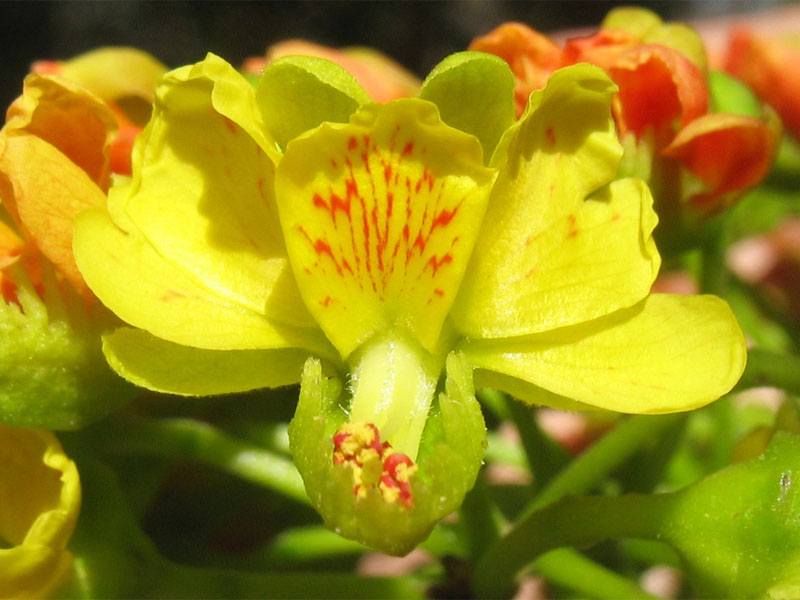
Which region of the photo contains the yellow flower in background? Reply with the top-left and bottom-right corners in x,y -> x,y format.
0,424 -> 80,598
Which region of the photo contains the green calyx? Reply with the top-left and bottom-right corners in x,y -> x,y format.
288,352 -> 486,555
0,266 -> 134,429
419,51 -> 515,162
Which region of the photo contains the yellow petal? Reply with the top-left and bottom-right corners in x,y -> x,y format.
103,327 -> 311,396
453,65 -> 659,338
0,425 -> 80,598
122,53 -> 311,326
0,134 -> 106,295
57,47 -> 167,104
462,294 -> 747,413
276,99 -> 496,357
73,206 -> 331,357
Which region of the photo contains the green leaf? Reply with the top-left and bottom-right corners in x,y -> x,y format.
664,432 -> 800,598
419,51 -> 515,162
288,353 -> 485,555
102,327 -> 310,396
256,56 -> 371,150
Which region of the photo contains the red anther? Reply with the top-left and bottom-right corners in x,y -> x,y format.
398,482 -> 414,507
333,431 -> 351,449
380,473 -> 400,490
383,452 -> 414,478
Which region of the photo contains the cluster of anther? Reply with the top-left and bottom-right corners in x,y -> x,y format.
332,422 -> 418,507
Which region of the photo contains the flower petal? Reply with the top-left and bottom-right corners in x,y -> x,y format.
265,40 -> 420,103
453,65 -> 659,338
469,22 -> 563,117
663,112 -> 779,214
73,206 -> 330,356
0,134 -> 106,295
256,55 -> 371,150
122,54 -> 311,326
4,73 -> 117,191
608,44 -> 708,140
725,28 -> 800,139
103,327 -> 310,395
419,51 -> 515,161
276,99 -> 495,357
462,294 -> 747,414
55,46 -> 167,104
0,425 -> 80,598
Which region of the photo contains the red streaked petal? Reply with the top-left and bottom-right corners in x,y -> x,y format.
276,99 -> 495,357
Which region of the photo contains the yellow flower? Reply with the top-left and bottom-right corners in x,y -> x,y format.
72,53 -> 745,547
0,424 -> 80,598
75,50 -> 746,444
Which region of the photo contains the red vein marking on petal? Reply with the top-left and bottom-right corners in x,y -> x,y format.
348,136 -> 358,151
402,140 -> 414,156
546,125 -> 556,146
567,213 -> 578,238
425,251 -> 453,275
159,289 -> 186,302
320,296 -> 333,307
221,116 -> 238,136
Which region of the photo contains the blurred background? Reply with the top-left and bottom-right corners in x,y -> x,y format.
0,0 -> 792,110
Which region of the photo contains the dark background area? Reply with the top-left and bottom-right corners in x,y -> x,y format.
0,1 -> 789,110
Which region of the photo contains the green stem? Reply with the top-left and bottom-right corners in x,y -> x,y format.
153,562 -> 427,599
459,474 -> 502,563
257,526 -> 365,565
504,396 -> 569,491
94,417 -> 309,504
698,227 -> 730,296
472,493 -> 674,598
523,414 -> 682,516
534,548 -> 657,600
735,348 -> 800,395
471,414 -> 681,598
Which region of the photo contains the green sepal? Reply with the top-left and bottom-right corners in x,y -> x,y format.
419,51 -> 515,162
0,270 -> 134,430
643,23 -> 708,73
664,432 -> 800,598
256,56 -> 371,150
288,353 -> 486,555
601,7 -> 662,38
708,71 -> 764,117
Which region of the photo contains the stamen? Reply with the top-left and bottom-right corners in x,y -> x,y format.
332,422 -> 418,507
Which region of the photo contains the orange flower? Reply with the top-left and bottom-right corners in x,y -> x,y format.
472,9 -> 777,220
32,47 -> 167,175
469,22 -> 562,117
725,27 -> 800,140
0,74 -> 117,301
